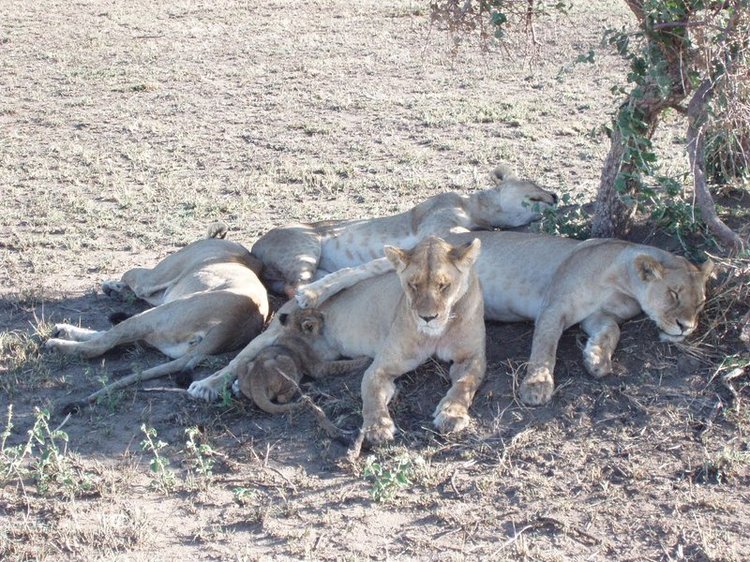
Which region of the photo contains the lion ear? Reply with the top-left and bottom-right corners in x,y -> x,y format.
278,313 -> 289,326
384,245 -> 409,272
700,258 -> 715,281
451,238 -> 481,271
635,255 -> 664,281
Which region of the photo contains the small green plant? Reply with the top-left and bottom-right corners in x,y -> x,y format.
219,383 -> 235,409
362,454 -> 415,503
184,426 -> 216,486
538,193 -> 590,240
140,424 -> 176,493
1,406 -> 95,498
233,486 -> 256,506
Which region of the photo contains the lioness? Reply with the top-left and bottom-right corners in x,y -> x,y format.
250,166 -> 556,296
294,231 -> 713,406
47,228 -> 269,411
233,308 -> 370,414
189,236 -> 486,446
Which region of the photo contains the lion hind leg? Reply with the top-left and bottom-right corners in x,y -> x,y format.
62,353 -> 200,414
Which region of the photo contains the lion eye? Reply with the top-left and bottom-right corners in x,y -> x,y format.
438,282 -> 451,293
669,289 -> 679,303
408,282 -> 418,292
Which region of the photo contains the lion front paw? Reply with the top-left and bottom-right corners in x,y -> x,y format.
231,379 -> 242,397
188,380 -> 222,402
433,400 -> 471,435
294,286 -> 320,309
519,371 -> 554,406
362,417 -> 396,446
583,345 -> 613,379
101,280 -> 130,300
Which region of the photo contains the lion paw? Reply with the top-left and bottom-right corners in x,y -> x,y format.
433,401 -> 471,435
44,338 -> 63,351
583,346 -> 613,379
101,280 -> 137,302
519,372 -> 554,406
231,379 -> 241,397
294,286 -> 320,309
362,417 -> 396,446
187,380 -> 221,402
49,323 -> 75,340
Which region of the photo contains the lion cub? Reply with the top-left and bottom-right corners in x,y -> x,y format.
233,308 -> 370,414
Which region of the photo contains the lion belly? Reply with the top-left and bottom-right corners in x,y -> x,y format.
447,231 -> 580,322
319,213 -> 422,271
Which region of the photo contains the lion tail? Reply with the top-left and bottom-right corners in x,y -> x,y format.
249,364 -> 302,415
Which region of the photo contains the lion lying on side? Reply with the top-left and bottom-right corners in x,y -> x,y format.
47,227 -> 269,411
189,236 -> 486,446
233,308 -> 370,414
294,230 -> 714,406
250,166 -> 556,296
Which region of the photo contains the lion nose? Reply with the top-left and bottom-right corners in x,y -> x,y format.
420,314 -> 437,324
676,319 -> 694,333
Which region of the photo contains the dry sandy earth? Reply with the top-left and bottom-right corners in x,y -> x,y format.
1,0 -> 749,560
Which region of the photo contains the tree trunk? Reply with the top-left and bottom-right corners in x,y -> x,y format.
686,79 -> 745,252
591,124 -> 629,238
591,92 -> 672,238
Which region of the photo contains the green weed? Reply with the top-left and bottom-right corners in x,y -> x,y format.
0,406 -> 97,498
184,426 -> 216,487
362,454 -> 417,503
139,424 -> 177,494
538,193 -> 590,240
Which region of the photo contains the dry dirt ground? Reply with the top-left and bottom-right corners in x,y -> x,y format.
1,0 -> 749,560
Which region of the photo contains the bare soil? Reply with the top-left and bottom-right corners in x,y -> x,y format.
1,1 -> 749,560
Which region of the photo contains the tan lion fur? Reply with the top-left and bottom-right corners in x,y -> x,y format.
292,230 -> 714,406
250,165 -> 556,296
189,236 -> 486,446
233,308 -> 370,414
47,226 -> 269,412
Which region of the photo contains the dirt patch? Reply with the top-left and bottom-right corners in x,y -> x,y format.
1,1 -> 749,560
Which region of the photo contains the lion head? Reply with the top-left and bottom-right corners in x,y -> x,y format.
634,254 -> 714,342
384,236 -> 481,337
468,166 -> 558,228
277,307 -> 325,337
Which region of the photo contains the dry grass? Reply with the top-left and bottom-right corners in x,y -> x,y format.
1,0 -> 749,560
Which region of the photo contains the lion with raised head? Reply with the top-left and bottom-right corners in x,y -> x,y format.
233,308 -> 370,414
189,236 -> 486,446
293,230 -> 713,406
250,165 -> 556,296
